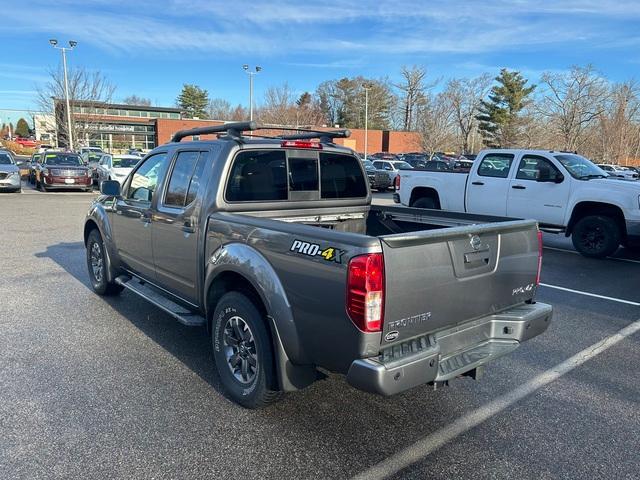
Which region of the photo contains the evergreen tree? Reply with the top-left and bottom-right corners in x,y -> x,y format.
15,118 -> 30,138
176,84 -> 210,119
476,69 -> 535,147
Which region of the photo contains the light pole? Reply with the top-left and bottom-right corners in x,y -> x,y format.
50,39 -> 77,150
243,64 -> 261,122
362,83 -> 372,161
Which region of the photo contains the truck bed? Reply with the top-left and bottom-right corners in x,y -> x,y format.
208,204 -> 541,371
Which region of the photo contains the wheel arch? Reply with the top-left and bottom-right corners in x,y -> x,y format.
566,201 -> 626,240
204,244 -> 317,392
409,186 -> 442,208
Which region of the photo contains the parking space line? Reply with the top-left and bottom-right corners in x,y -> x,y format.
540,283 -> 640,306
543,246 -> 640,265
352,319 -> 640,480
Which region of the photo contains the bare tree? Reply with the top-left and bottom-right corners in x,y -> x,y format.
538,65 -> 609,151
445,74 -> 492,153
258,83 -> 298,126
395,66 -> 431,131
418,92 -> 456,157
207,98 -> 249,121
37,66 -> 116,147
122,95 -> 151,106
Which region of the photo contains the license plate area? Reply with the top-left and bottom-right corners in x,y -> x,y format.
65,178 -> 75,184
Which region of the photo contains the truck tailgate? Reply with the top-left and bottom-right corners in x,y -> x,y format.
379,219 -> 540,344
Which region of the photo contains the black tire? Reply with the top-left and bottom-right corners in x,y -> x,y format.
212,292 -> 282,408
571,215 -> 620,258
86,229 -> 124,295
38,178 -> 46,192
412,197 -> 438,209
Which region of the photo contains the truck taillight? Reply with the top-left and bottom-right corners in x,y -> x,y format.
394,174 -> 400,190
347,253 -> 384,332
536,230 -> 543,285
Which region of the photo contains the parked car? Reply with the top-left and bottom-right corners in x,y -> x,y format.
424,160 -> 452,171
596,164 -> 638,180
395,149 -> 640,258
37,144 -> 55,153
14,137 -> 38,148
362,160 -> 392,191
127,148 -> 144,157
96,154 -> 141,185
372,159 -> 413,184
83,122 -> 551,408
81,151 -> 106,183
403,153 -> 429,169
0,150 -> 21,192
34,151 -> 92,192
79,146 -> 104,155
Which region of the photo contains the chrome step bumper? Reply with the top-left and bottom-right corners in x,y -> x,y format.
346,302 -> 552,396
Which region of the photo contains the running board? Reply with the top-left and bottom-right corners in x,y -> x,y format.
115,275 -> 205,327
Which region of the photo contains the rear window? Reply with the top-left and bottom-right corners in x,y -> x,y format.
226,149 -> 367,202
320,153 -> 367,199
226,150 -> 287,202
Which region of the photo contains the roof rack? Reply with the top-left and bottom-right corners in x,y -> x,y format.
169,121 -> 350,144
170,121 -> 257,142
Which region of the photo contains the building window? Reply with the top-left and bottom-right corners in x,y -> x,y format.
192,135 -> 200,141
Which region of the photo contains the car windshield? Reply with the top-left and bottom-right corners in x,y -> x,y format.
393,161 -> 413,170
0,154 -> 14,165
555,154 -> 607,179
44,154 -> 83,166
86,153 -> 102,163
112,157 -> 139,168
363,160 -> 375,169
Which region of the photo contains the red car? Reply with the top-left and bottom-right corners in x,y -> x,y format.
34,151 -> 93,192
14,137 -> 38,148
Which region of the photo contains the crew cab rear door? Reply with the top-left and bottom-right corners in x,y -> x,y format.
378,219 -> 540,344
152,149 -> 210,304
465,153 -> 515,216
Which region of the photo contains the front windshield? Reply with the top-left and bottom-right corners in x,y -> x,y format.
363,160 -> 375,170
0,154 -> 14,165
555,154 -> 607,179
393,161 -> 413,170
112,157 -> 140,168
44,153 -> 83,166
86,153 -> 102,163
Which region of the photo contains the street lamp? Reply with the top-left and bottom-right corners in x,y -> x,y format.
243,64 -> 262,122
49,39 -> 77,150
362,83 -> 372,161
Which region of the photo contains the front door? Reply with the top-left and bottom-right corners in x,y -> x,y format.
465,152 -> 515,216
507,155 -> 570,226
112,151 -> 169,281
152,149 -> 209,303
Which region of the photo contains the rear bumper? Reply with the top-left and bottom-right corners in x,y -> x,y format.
346,302 -> 552,396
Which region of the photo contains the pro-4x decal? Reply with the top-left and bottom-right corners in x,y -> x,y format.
290,240 -> 345,264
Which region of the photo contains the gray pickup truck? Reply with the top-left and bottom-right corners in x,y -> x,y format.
83,122 -> 552,408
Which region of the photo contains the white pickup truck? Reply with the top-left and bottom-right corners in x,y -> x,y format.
394,149 -> 640,258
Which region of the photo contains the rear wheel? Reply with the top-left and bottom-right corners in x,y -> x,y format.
412,197 -> 438,209
212,292 -> 282,408
86,229 -> 124,295
571,215 -> 620,258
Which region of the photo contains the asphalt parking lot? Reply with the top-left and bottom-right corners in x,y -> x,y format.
1,184 -> 639,479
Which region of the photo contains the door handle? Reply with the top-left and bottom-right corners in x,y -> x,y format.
181,219 -> 195,233
511,185 -> 526,190
471,181 -> 484,186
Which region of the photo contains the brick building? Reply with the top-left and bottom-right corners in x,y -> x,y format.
55,100 -> 422,153
154,118 -> 423,154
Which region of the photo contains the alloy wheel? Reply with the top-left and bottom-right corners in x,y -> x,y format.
222,316 -> 258,384
90,242 -> 104,283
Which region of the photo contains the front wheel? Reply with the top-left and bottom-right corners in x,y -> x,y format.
86,229 -> 124,295
571,215 -> 620,258
212,292 -> 282,408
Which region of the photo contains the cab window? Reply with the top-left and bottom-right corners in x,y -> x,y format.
226,150 -> 287,202
127,152 -> 168,202
477,154 -> 514,178
516,155 -> 562,181
164,151 -> 204,207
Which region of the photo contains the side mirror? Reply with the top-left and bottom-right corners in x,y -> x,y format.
554,173 -> 564,183
100,180 -> 121,196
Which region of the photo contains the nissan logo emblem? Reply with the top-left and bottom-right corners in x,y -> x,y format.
470,235 -> 482,250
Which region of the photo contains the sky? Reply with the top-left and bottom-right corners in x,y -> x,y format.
1,0 -> 640,116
